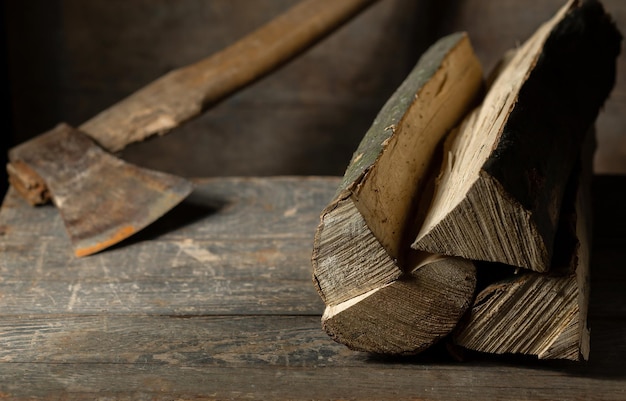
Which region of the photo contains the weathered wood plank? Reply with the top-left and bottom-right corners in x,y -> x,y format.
0,312 -> 623,399
0,315 -> 351,366
0,312 -> 621,368
0,176 -> 339,243
0,236 -> 326,316
0,238 -> 315,282
0,237 -> 622,317
0,176 -> 624,319
0,242 -> 622,317
0,176 -> 625,399
0,278 -> 323,316
0,342 -> 625,401
0,177 -> 336,316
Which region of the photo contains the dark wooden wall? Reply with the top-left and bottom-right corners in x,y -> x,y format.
3,0 -> 626,195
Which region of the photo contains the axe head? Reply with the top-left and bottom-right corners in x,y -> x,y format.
8,123 -> 193,257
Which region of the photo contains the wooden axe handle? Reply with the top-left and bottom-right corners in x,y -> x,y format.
80,0 -> 378,152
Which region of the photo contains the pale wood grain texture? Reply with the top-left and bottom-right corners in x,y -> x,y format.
0,176 -> 625,399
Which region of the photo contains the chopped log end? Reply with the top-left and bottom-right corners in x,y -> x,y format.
413,174 -> 550,271
455,147 -> 592,361
453,122 -> 593,361
312,198 -> 402,306
321,257 -> 476,355
312,31 -> 483,354
539,310 -> 587,361
454,273 -> 586,361
313,31 -> 482,340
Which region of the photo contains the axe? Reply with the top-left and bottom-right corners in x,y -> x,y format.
6,0 -> 378,257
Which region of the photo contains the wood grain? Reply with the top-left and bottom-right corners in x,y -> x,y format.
0,176 -> 625,399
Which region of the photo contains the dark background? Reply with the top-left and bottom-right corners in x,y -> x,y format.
1,3 -> 9,198
2,0 -> 626,199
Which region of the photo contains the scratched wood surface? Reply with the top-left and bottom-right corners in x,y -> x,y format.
0,176 -> 625,400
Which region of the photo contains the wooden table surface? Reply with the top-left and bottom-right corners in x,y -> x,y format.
0,176 -> 624,400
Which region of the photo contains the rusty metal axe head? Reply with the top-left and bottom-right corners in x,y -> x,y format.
8,123 -> 193,257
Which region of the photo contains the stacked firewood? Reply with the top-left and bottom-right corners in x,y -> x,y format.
312,0 -> 621,361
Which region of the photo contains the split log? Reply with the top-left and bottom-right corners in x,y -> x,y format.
412,0 -> 620,272
312,32 -> 483,353
453,129 -> 595,361
323,255 -> 476,354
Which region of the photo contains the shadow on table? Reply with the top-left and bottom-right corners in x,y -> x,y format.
109,189 -> 228,250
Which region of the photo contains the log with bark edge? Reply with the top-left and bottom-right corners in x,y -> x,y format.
412,0 -> 620,273
453,129 -> 594,361
323,255 -> 476,355
312,32 -> 483,353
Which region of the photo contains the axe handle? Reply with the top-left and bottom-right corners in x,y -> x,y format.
80,0 -> 378,152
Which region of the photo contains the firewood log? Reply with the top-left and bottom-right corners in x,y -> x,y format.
312,32 -> 483,353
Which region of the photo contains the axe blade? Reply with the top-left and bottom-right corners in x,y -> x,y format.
8,123 -> 193,257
